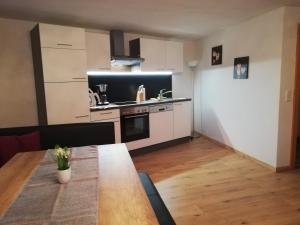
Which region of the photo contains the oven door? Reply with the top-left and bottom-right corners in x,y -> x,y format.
121,112 -> 150,143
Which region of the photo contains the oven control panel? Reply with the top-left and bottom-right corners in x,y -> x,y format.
121,106 -> 149,115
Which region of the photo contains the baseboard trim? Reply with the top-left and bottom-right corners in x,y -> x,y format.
275,166 -> 292,172
130,137 -> 191,157
200,133 -> 291,173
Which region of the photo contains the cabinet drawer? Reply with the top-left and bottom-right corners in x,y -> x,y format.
91,110 -> 120,121
39,23 -> 86,50
41,48 -> 87,82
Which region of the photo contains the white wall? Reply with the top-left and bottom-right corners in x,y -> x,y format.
195,8 -> 285,167
277,7 -> 300,167
0,17 -> 38,128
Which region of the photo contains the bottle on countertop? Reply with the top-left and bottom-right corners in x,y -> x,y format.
136,85 -> 146,102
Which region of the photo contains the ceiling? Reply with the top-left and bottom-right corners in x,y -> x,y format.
0,0 -> 300,39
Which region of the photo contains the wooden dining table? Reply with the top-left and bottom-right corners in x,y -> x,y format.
0,144 -> 159,225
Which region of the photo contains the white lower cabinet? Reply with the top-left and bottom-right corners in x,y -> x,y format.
44,82 -> 90,125
173,101 -> 192,139
114,120 -> 121,143
150,111 -> 173,145
90,110 -> 121,144
125,138 -> 151,151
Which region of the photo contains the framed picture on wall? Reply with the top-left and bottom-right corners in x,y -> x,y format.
233,56 -> 249,79
211,45 -> 222,65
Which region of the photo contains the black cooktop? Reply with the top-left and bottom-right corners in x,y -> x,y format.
113,101 -> 137,105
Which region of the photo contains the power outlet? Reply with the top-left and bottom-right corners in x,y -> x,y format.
285,90 -> 293,102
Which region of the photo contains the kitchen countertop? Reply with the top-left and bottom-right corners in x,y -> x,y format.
90,97 -> 192,112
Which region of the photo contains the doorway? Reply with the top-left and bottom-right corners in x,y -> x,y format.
291,24 -> 300,168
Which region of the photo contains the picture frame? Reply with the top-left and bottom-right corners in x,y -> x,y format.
211,45 -> 222,65
233,56 -> 249,79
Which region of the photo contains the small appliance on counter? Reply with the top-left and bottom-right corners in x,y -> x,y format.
89,88 -> 100,107
97,84 -> 109,105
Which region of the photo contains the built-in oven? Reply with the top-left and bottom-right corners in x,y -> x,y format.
120,106 -> 149,143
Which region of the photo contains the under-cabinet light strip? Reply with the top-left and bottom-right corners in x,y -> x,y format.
87,71 -> 173,76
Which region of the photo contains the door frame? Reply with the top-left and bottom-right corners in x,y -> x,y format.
290,24 -> 300,168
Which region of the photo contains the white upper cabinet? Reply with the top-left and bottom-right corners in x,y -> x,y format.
39,23 -> 86,50
166,41 -> 183,73
86,32 -> 111,71
173,101 -> 192,139
136,38 -> 183,73
139,38 -> 166,71
41,48 -> 87,82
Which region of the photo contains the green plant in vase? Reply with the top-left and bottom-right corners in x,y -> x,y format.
54,145 -> 71,183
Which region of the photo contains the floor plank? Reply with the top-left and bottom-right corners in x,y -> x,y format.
133,137 -> 300,225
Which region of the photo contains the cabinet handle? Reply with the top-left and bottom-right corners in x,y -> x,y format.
124,114 -> 148,119
98,67 -> 111,70
75,115 -> 89,118
93,119 -> 119,123
57,43 -> 73,47
72,77 -> 87,80
100,112 -> 113,115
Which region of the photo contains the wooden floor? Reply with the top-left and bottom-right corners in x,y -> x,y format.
133,137 -> 300,225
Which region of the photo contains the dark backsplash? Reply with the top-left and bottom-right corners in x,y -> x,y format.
88,75 -> 172,103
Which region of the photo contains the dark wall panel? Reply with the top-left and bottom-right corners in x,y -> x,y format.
88,75 -> 172,103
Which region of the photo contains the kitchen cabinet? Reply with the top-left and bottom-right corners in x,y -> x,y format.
126,139 -> 151,151
86,32 -> 111,71
31,23 -> 89,125
90,109 -> 120,121
39,23 -> 86,50
90,109 -> 121,143
41,48 -> 87,82
173,101 -> 192,139
166,41 -> 183,73
139,38 -> 166,71
131,38 -> 183,73
150,110 -> 173,145
44,82 -> 90,125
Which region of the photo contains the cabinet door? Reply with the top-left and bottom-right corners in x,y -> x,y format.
44,82 -> 90,125
140,38 -> 166,71
150,111 -> 173,145
166,41 -> 183,73
86,32 -> 111,71
39,23 -> 86,50
41,48 -> 87,82
114,120 -> 121,144
173,101 -> 192,139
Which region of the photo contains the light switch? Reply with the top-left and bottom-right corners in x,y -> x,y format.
285,90 -> 292,102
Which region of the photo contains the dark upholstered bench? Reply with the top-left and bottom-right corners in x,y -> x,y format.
138,172 -> 176,225
0,122 -> 115,166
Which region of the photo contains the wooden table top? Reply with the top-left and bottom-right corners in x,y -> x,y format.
0,144 -> 159,225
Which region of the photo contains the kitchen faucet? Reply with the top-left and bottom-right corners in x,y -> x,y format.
158,89 -> 172,100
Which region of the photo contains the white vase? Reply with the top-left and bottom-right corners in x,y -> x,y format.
57,167 -> 71,184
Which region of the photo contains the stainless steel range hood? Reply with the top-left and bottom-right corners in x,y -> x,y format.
110,30 -> 144,66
